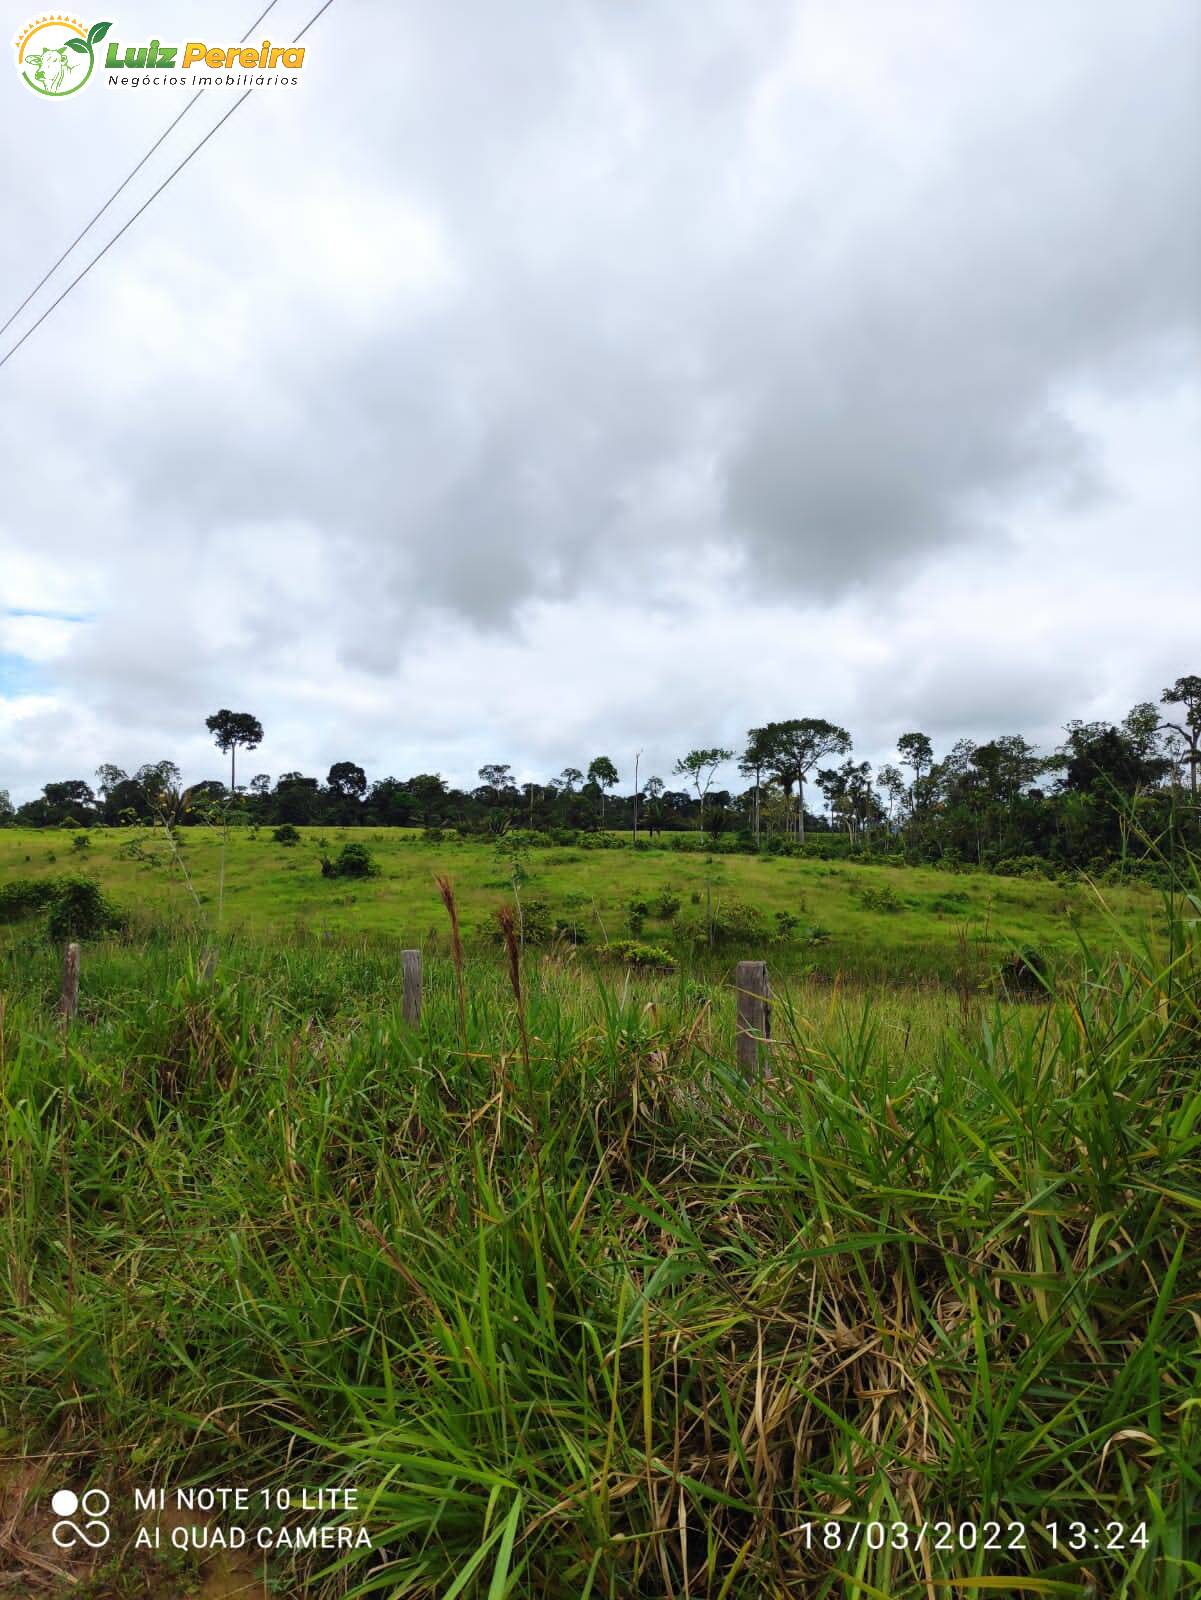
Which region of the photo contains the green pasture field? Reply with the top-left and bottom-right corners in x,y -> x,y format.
0,829 -> 1196,1596
0,824 -> 1169,987
0,905 -> 1198,1597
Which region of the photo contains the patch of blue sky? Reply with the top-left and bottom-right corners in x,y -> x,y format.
0,653 -> 44,694
3,607 -> 92,623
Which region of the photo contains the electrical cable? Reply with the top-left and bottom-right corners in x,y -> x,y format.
0,0 -> 336,372
0,1 -> 283,341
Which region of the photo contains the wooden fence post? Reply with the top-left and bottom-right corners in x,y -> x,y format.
59,942 -> 81,1022
402,949 -> 422,1026
734,960 -> 770,1078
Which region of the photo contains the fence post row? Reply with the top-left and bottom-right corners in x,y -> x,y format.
402,948 -> 423,1026
51,940 -> 761,1061
734,959 -> 771,1078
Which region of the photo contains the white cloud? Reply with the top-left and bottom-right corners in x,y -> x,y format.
0,0 -> 1197,801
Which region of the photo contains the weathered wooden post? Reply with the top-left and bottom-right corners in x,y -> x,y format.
402,949 -> 422,1026
59,942 -> 81,1022
734,959 -> 770,1078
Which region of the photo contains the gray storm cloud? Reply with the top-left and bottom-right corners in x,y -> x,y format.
0,0 -> 1198,796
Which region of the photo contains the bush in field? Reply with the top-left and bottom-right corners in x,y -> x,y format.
609,937 -> 676,970
928,890 -> 970,914
272,824 -> 301,846
320,842 -> 379,879
46,877 -> 124,942
680,897 -> 768,948
487,897 -> 554,946
517,898 -> 553,944
0,879 -> 58,923
775,909 -> 803,937
626,897 -> 650,935
653,890 -> 682,920
71,832 -> 90,852
855,883 -> 906,913
999,944 -> 1050,995
994,854 -> 1058,879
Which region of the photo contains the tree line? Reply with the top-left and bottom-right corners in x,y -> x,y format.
3,678 -> 1199,871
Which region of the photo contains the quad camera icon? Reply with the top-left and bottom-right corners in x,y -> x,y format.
51,1488 -> 111,1549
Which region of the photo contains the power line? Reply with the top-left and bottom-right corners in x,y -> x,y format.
0,1 -> 283,342
0,0 -> 336,373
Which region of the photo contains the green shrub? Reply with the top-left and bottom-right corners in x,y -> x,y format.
653,890 -> 682,920
320,842 -> 379,879
999,944 -> 1050,995
928,890 -> 970,914
609,938 -> 676,971
71,832 -> 90,852
855,884 -> 906,913
0,878 -> 57,923
517,898 -> 553,944
46,877 -> 124,942
486,898 -> 554,946
710,899 -> 767,943
680,898 -> 768,948
994,855 -> 1057,880
272,824 -> 301,846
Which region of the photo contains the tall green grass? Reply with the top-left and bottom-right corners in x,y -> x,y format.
0,891 -> 1198,1596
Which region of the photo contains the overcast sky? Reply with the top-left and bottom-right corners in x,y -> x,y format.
2,0 -> 1198,803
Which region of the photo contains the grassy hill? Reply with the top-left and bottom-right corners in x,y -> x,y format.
0,824 -> 1167,988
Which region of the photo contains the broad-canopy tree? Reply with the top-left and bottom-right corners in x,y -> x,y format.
478,763 -> 513,791
328,762 -> 368,800
136,761 -> 181,808
205,710 -> 263,796
673,747 -> 733,831
758,719 -> 851,842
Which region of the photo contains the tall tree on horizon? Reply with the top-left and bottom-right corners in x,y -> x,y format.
896,731 -> 934,809
740,726 -> 775,847
587,756 -> 619,823
673,747 -> 733,832
759,719 -> 851,843
1160,675 -> 1201,801
205,710 -> 263,797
